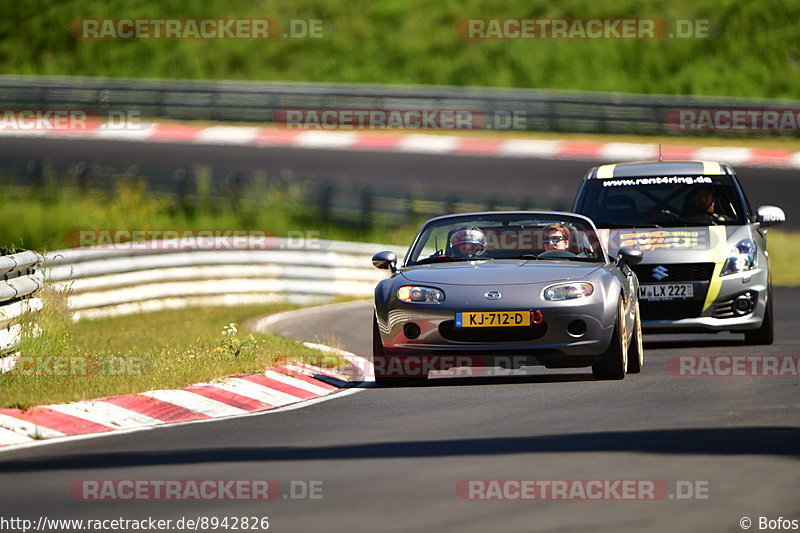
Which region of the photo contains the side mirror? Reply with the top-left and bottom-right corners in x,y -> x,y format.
617,247 -> 643,266
755,205 -> 785,227
372,251 -> 397,272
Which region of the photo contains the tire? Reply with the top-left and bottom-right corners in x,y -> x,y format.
592,298 -> 627,380
744,285 -> 774,345
372,315 -> 385,356
626,301 -> 644,374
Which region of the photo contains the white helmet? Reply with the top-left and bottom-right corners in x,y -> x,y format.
450,227 -> 487,258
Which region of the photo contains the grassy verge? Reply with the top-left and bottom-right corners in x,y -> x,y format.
1,179 -> 799,284
767,231 -> 800,286
0,290 -> 341,409
0,179 -> 422,253
5,0 -> 800,99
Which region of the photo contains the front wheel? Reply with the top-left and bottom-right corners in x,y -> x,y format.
744,286 -> 774,345
592,298 -> 627,380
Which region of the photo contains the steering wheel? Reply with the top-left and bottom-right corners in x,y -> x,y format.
657,208 -> 682,219
537,250 -> 578,259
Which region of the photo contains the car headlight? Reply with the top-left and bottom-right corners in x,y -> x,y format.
721,239 -> 757,276
543,282 -> 594,301
397,286 -> 445,303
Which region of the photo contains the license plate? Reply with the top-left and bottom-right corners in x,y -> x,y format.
455,311 -> 531,328
639,283 -> 694,301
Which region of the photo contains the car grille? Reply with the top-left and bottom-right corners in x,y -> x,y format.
640,299 -> 707,320
630,263 -> 715,283
438,321 -> 548,342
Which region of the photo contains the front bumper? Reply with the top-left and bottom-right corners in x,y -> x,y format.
642,266 -> 768,332
376,297 -> 616,361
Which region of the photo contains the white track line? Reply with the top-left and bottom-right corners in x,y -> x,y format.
0,426 -> 35,445
201,378 -> 302,406
264,370 -> 333,396
46,401 -> 161,429
398,134 -> 459,153
141,390 -> 249,417
0,388 -> 363,455
0,413 -> 65,440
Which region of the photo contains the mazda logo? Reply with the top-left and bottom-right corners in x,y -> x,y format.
652,265 -> 669,280
485,291 -> 502,300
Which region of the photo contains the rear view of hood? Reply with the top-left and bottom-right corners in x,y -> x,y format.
400,260 -> 603,286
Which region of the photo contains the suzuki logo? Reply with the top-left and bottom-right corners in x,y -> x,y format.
485,291 -> 502,300
652,265 -> 669,280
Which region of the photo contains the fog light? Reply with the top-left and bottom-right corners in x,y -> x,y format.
403,323 -> 421,339
733,293 -> 754,315
567,320 -> 587,337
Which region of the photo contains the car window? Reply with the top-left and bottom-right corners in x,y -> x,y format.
406,214 -> 606,265
576,175 -> 747,227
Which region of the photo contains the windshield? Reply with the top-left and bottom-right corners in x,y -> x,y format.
575,174 -> 747,227
405,213 -> 606,266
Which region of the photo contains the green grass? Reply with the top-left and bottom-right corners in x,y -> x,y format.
0,178 -> 798,285
4,0 -> 800,98
767,231 -> 800,286
0,177 -> 421,253
0,289 -> 341,409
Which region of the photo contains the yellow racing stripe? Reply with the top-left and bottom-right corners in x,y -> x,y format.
701,161 -> 723,175
703,225 -> 729,311
596,164 -> 616,179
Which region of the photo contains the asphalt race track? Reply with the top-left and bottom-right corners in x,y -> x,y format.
0,137 -> 798,531
1,136 -> 799,227
1,289 -> 798,533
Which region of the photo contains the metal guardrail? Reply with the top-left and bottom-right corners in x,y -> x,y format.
44,237 -> 397,321
3,75 -> 800,136
0,251 -> 44,353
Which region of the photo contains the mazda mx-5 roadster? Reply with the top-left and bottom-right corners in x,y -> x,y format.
371,211 -> 644,384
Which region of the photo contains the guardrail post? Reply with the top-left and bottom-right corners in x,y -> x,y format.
360,187 -> 373,231
175,167 -> 194,216
74,162 -> 88,192
318,183 -> 334,225
27,159 -> 43,190
444,194 -> 458,216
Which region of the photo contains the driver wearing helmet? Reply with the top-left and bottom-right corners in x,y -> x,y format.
450,227 -> 487,258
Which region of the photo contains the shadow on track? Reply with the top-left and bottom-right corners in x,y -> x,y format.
3,427 -> 797,472
644,337 -> 747,350
355,373 -> 597,388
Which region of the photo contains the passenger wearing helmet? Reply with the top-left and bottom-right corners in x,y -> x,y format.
450,227 -> 487,258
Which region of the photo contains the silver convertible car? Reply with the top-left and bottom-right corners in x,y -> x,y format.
371,211 -> 644,384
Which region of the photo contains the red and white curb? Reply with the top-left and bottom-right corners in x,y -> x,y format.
0,122 -> 797,169
0,362 -> 354,450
